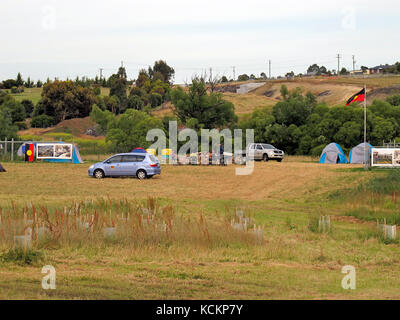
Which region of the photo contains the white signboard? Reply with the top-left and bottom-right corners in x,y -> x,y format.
371,148 -> 400,167
37,143 -> 73,160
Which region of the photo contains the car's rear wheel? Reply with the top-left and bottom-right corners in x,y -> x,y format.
263,154 -> 269,162
136,169 -> 147,180
94,169 -> 105,179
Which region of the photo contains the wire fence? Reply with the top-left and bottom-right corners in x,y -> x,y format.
0,138 -> 108,162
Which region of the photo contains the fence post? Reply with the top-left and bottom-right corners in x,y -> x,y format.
11,138 -> 14,161
4,137 -> 7,155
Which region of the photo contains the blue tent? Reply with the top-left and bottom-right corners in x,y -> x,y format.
319,143 -> 348,164
131,147 -> 147,153
349,143 -> 373,164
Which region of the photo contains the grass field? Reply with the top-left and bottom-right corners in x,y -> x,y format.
0,160 -> 399,299
10,88 -> 42,104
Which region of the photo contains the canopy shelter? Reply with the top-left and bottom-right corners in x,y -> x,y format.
319,143 -> 348,164
349,143 -> 373,164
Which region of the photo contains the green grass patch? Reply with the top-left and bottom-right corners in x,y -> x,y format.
0,249 -> 44,265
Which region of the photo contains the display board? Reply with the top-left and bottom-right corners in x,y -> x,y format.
36,143 -> 73,160
371,148 -> 400,167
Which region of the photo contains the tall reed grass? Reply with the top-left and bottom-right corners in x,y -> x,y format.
0,198 -> 259,251
345,170 -> 400,225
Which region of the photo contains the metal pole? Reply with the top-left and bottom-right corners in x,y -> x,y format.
364,84 -> 367,170
4,137 -> 7,155
11,138 -> 14,161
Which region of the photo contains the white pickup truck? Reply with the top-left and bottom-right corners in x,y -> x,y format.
247,143 -> 285,162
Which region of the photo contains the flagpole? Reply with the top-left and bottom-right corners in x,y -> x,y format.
364,84 -> 367,170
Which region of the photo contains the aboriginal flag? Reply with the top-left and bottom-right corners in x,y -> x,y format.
25,144 -> 34,162
346,88 -> 365,106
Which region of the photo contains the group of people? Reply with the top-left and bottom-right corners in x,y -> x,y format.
170,144 -> 227,166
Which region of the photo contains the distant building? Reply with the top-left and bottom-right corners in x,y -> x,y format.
368,64 -> 393,74
305,70 -> 318,77
350,70 -> 364,76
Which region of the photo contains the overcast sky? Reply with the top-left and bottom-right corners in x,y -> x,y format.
1,0 -> 399,83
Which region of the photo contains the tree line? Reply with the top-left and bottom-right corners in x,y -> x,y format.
2,61 -> 400,156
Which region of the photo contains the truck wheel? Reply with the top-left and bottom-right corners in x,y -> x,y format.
277,159 -> 282,162
263,154 -> 269,162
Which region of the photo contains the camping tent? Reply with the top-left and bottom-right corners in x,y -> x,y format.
131,147 -> 147,153
349,142 -> 373,164
319,143 -> 348,164
0,163 -> 5,172
41,143 -> 83,164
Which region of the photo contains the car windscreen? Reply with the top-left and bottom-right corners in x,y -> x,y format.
262,144 -> 275,149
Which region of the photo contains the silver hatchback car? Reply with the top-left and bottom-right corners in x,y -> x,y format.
88,152 -> 161,179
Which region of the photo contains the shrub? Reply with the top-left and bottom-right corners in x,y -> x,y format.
149,92 -> 162,108
21,99 -> 34,116
0,249 -> 44,265
14,121 -> 27,130
31,115 -> 55,128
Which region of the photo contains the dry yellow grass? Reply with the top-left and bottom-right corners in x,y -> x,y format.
0,161 -> 366,206
0,161 -> 400,299
222,93 -> 276,114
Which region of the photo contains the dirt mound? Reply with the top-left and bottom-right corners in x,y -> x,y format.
19,117 -> 104,139
52,117 -> 97,135
251,79 -> 364,106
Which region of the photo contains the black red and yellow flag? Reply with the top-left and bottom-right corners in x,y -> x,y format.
25,144 -> 34,162
346,88 -> 365,106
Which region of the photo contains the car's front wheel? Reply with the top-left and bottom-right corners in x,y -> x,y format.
136,169 -> 147,180
263,154 -> 269,162
94,169 -> 105,179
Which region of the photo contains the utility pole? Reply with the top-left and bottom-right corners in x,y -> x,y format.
99,68 -> 103,79
209,67 -> 212,81
231,66 -> 236,81
269,60 -> 271,79
364,84 -> 368,170
121,61 -> 124,68
336,54 -> 341,75
352,55 -> 356,72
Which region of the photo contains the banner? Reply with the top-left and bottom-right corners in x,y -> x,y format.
37,143 -> 73,160
371,148 -> 400,167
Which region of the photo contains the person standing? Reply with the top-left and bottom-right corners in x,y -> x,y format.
219,144 -> 225,166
